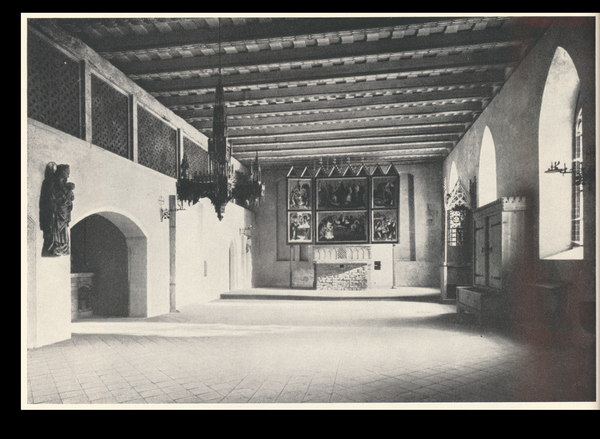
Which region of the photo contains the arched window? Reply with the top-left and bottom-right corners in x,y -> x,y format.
448,161 -> 458,193
571,106 -> 584,248
478,126 -> 497,207
538,46 -> 582,260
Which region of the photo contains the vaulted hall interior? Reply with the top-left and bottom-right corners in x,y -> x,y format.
24,14 -> 596,408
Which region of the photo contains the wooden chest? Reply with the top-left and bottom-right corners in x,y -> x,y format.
456,286 -> 504,325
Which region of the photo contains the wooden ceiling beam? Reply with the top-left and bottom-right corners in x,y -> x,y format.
190,101 -> 481,129
68,17 -> 470,53
196,113 -> 474,136
229,133 -> 461,152
157,69 -> 505,108
241,148 -> 450,163
136,46 -> 515,93
228,124 -> 467,144
232,141 -> 454,158
175,88 -> 491,119
234,148 -> 451,161
112,26 -> 532,76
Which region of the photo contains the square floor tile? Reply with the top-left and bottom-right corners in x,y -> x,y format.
143,394 -> 175,404
61,395 -> 91,404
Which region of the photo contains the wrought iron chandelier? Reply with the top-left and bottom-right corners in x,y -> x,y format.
176,18 -> 264,220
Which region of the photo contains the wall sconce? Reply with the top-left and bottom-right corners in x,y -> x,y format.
159,195 -> 186,222
545,161 -> 586,185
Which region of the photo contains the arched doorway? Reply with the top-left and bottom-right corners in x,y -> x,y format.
70,211 -> 148,318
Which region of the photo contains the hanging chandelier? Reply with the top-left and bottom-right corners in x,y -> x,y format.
176,18 -> 264,220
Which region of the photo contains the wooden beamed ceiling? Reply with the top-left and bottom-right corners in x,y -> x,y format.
50,15 -> 551,168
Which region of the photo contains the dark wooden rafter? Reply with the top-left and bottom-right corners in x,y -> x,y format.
157,68 -> 506,108
58,16 -> 483,53
47,15 -> 550,166
199,113 -> 474,136
134,46 -> 517,93
233,141 -> 452,158
230,132 -> 462,153
190,102 -> 482,129
175,87 -> 492,120
229,123 -> 468,144
108,25 -> 537,76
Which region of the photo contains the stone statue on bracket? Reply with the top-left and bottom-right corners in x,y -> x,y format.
40,162 -> 75,257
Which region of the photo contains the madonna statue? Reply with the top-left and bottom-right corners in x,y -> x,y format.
40,163 -> 75,257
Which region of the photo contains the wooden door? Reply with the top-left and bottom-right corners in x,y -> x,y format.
473,217 -> 487,286
487,212 -> 503,290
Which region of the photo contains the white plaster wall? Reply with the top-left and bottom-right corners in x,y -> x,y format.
174,202 -> 204,307
370,245 -> 394,288
254,163 -> 443,289
27,119 -> 174,346
441,23 -> 596,346
28,118 -> 256,347
33,249 -> 71,348
175,199 -> 256,306
26,20 -> 256,347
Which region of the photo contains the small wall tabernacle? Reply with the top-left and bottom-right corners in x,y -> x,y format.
314,245 -> 371,290
70,273 -> 94,321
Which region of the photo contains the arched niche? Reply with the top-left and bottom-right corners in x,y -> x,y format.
71,210 -> 148,317
538,46 -> 581,259
478,126 -> 498,207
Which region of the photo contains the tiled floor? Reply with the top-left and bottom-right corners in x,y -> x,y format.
24,290 -> 597,408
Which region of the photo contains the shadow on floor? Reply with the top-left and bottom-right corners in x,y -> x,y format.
345,311 -> 510,334
220,293 -> 443,303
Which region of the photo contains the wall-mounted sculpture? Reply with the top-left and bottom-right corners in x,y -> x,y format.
40,162 -> 75,257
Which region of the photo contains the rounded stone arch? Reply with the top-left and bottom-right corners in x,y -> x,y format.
71,208 -> 148,317
538,46 -> 581,259
71,206 -> 149,239
478,126 -> 498,207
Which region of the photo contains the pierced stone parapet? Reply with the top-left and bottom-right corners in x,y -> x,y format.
313,245 -> 371,263
474,196 -> 527,219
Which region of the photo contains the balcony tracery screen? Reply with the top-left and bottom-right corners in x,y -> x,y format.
28,29 -> 81,139
91,74 -> 130,159
183,137 -> 209,179
137,106 -> 178,178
